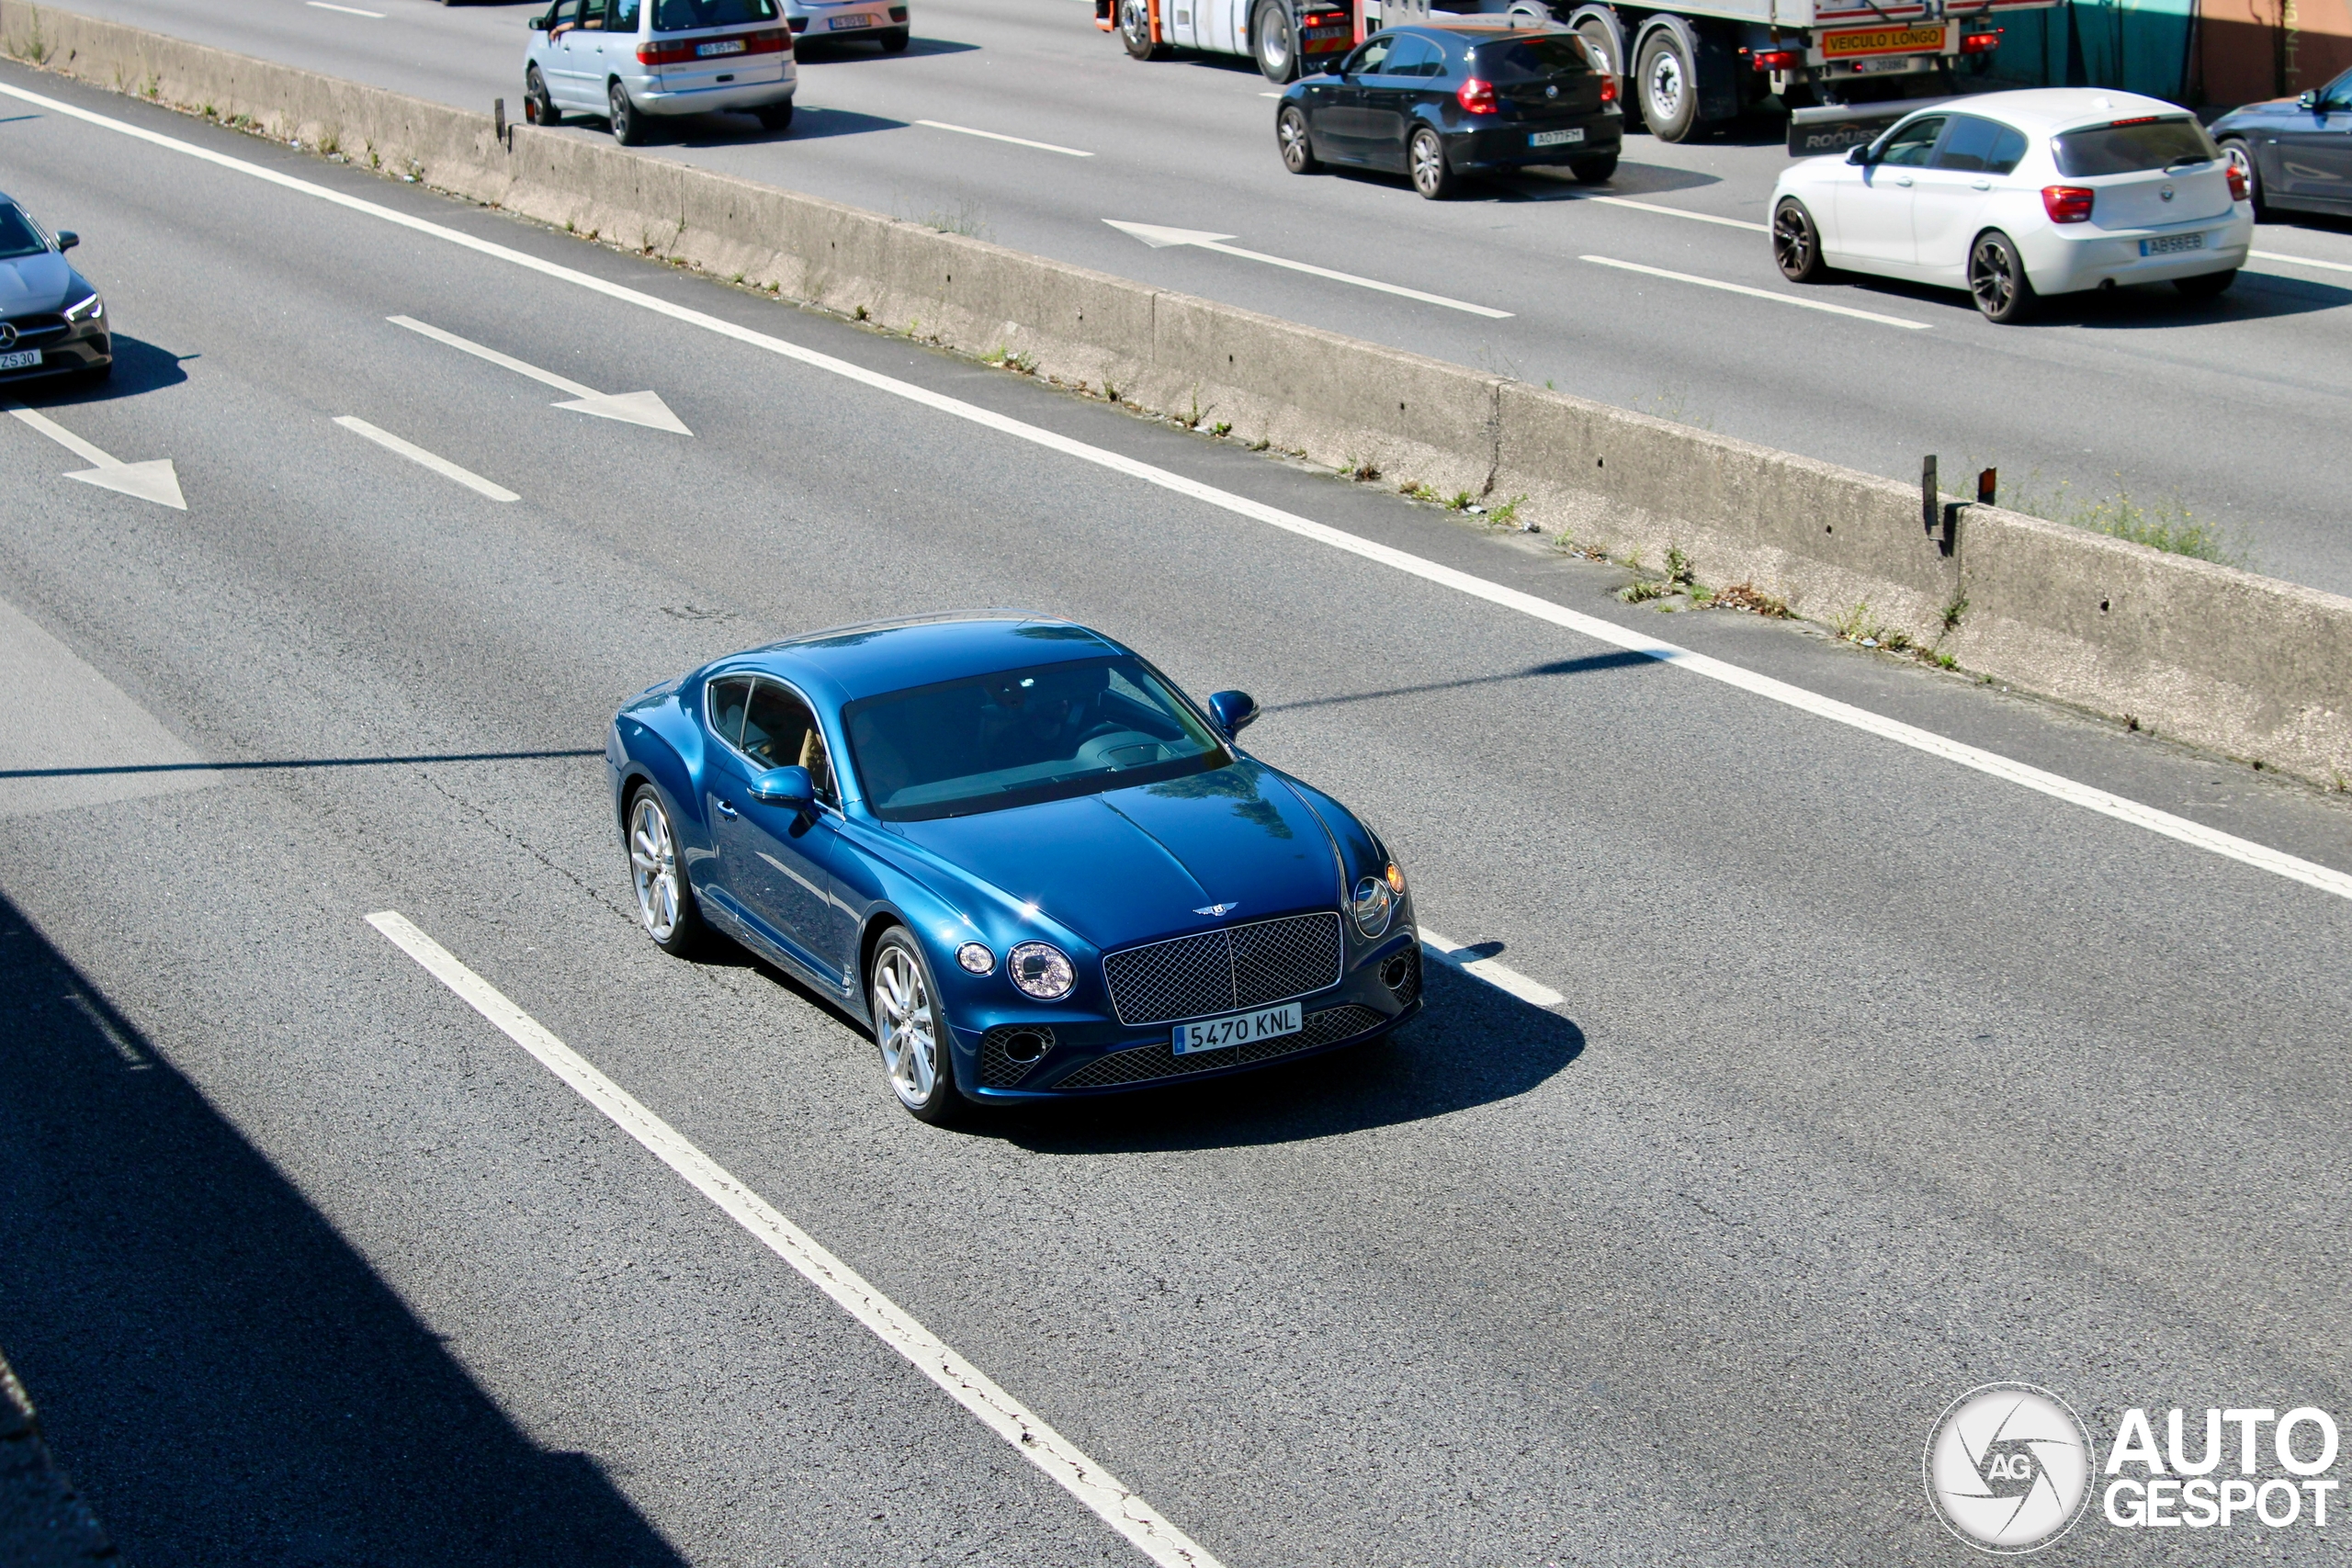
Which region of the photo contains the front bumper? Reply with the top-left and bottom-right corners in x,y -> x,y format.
2022,209 -> 2253,295
961,925 -> 1426,1100
0,315 -> 109,384
1445,117 -> 1623,171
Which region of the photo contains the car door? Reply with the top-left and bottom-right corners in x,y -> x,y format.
1360,34 -> 1440,171
1835,113 -> 1943,271
1910,114 -> 2029,282
2275,70 -> 2352,205
542,0 -> 586,104
709,679 -> 854,987
1318,33 -> 1403,164
561,0 -> 613,107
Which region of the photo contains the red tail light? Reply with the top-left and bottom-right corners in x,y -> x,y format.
1959,28 -> 2002,53
1599,73 -> 1618,104
1749,49 -> 1798,71
638,28 -> 788,65
1457,77 -> 1498,115
2226,160 -> 2249,202
2041,185 -> 2095,223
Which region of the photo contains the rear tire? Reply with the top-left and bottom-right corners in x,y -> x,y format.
877,27 -> 910,51
1567,153 -> 1617,185
1635,28 -> 1699,142
1409,127 -> 1457,200
1253,0 -> 1297,83
608,80 -> 647,145
1967,229 -> 2036,323
627,787 -> 708,957
870,928 -> 970,1125
756,100 -> 795,131
1771,197 -> 1828,282
526,65 -> 560,128
1277,104 -> 1318,173
1119,0 -> 1168,59
2175,268 -> 2236,301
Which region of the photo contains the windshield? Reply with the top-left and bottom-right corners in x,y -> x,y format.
651,0 -> 775,29
844,656 -> 1228,821
0,205 -> 49,260
2052,117 -> 2215,176
1472,38 -> 1592,81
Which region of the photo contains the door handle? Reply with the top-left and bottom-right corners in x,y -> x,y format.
1895,175 -> 1914,187
716,799 -> 739,819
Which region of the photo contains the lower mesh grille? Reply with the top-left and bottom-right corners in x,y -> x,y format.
979,1024 -> 1057,1089
1384,943 -> 1422,1007
1048,1004 -> 1385,1091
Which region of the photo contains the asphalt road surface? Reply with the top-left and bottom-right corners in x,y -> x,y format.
2,60 -> 2349,1568
29,0 -> 2352,601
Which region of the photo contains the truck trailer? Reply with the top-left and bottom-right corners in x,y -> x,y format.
1096,0 -> 2064,143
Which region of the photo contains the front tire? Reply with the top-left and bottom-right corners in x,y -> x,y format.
869,928 -> 968,1124
1408,127 -> 1457,200
1772,197 -> 1828,282
2176,268 -> 2236,301
1635,29 -> 1699,142
1967,229 -> 2036,323
1118,0 -> 1168,60
1277,104 -> 1318,173
1253,0 -> 1297,83
1567,153 -> 1617,185
526,65 -> 560,127
627,787 -> 707,956
609,80 -> 647,145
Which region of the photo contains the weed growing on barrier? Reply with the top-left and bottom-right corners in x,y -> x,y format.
8,8 -> 49,65
1487,494 -> 1529,529
1993,468 -> 2251,567
984,345 -> 1037,376
1211,422 -> 1232,438
1709,582 -> 1789,617
1349,457 -> 1382,482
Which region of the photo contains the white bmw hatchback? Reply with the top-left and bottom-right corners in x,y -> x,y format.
1769,90 -> 2253,323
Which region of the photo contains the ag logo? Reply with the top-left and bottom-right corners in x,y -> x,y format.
1924,1383 -> 2092,1553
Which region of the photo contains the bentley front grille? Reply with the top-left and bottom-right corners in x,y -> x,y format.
1101,910 -> 1342,1026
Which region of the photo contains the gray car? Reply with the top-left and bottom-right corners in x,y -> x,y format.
0,195 -> 110,389
526,0 -> 797,145
2208,65 -> 2352,220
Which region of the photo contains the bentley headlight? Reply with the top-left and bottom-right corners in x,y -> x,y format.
64,292 -> 102,323
1007,942 -> 1073,1000
955,942 -> 994,976
1351,875 -> 1393,938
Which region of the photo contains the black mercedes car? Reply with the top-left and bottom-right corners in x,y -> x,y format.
1275,24 -> 1621,198
0,193 -> 109,388
2209,65 -> 2352,220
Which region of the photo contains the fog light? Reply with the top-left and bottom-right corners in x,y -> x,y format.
956,942 -> 994,975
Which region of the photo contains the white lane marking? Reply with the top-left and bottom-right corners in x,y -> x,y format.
6,402 -> 187,508
1588,195 -> 1769,233
916,119 -> 1092,157
389,315 -> 692,434
306,0 -> 387,14
1582,254 -> 1932,329
1417,928 -> 1565,1007
334,415 -> 519,501
2249,248 -> 2352,276
1259,91 -> 1282,98
1104,220 -> 1512,318
17,81 -> 2345,907
363,911 -> 1224,1568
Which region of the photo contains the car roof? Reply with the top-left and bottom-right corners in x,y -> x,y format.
1907,88 -> 2195,135
719,613 -> 1129,705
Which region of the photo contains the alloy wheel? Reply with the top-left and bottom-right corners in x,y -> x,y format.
1969,236 -> 2016,318
873,943 -> 939,1108
1410,130 -> 1449,198
628,795 -> 682,942
1278,107 -> 1314,173
1771,203 -> 1817,281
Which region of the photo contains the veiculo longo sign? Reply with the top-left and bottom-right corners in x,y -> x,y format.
1924,1384 -> 2340,1552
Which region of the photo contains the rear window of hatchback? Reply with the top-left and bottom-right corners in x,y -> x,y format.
651,0 -> 776,30
2051,117 -> 2216,176
1471,38 -> 1593,81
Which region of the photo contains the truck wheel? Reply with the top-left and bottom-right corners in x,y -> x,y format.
1636,29 -> 1700,142
1253,0 -> 1297,83
1119,0 -> 1168,59
1574,18 -> 1621,101
1967,231 -> 2037,324
1771,197 -> 1827,282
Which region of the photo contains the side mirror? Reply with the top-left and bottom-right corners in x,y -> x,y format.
2297,89 -> 2318,109
529,13 -> 548,28
748,764 -> 815,812
54,231 -> 78,251
1208,690 -> 1260,737
1846,142 -> 1874,166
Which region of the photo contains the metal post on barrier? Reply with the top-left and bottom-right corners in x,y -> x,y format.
1978,467 -> 1997,506
1922,455 -> 1938,531
494,96 -> 507,149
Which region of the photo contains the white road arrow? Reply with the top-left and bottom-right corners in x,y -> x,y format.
1103,220 -> 1512,319
389,315 -> 692,434
6,402 -> 187,509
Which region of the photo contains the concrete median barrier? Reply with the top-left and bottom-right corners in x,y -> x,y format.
6,0 -> 2346,786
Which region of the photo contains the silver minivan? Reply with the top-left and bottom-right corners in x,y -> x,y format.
526,0 -> 797,145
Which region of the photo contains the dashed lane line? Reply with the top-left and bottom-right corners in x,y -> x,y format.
334,415 -> 519,501
1581,254 -> 1933,329
1587,195 -> 1770,232
15,79 -> 2347,906
2249,248 -> 2352,276
1418,929 -> 1565,1008
305,1 -> 386,14
916,119 -> 1092,157
364,911 -> 1225,1568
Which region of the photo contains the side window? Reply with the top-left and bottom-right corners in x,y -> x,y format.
1878,116 -> 1945,167
1347,35 -> 1396,74
742,682 -> 839,807
1930,115 -> 2003,172
1382,37 -> 1439,77
1985,126 -> 2029,175
707,677 -> 752,748
611,0 -> 640,28
548,0 -> 580,32
580,0 -> 607,28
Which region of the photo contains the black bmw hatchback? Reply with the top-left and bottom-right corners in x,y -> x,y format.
1276,25 -> 1621,198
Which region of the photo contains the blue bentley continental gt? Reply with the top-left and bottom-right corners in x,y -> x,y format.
607,614 -> 1424,1122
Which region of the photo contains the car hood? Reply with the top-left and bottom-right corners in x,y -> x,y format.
888,761 -> 1343,953
0,253 -> 74,315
